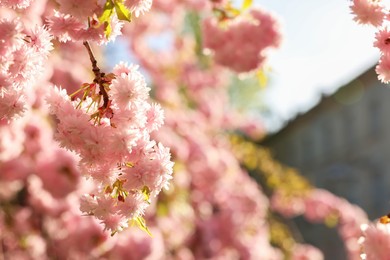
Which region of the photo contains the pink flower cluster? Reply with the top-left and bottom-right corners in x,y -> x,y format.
350,0 -> 390,83
272,189 -> 368,259
291,244 -> 324,260
47,10 -> 123,44
46,62 -> 173,233
0,103 -> 169,257
0,18 -> 52,119
0,111 -> 81,199
1,0 -> 173,241
360,221 -> 390,260
202,8 -> 281,73
0,0 -> 33,9
125,13 -> 287,257
350,0 -> 385,27
47,0 -> 152,43
124,0 -> 152,17
0,107 -> 90,258
157,110 -> 284,259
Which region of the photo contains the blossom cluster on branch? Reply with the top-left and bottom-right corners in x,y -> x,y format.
0,18 -> 52,119
202,7 -> 281,72
47,60 -> 173,233
351,0 -> 390,83
0,0 -> 173,238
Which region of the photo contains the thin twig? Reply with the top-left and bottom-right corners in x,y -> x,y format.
83,41 -> 109,109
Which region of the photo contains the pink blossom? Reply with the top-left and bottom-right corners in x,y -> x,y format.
116,192 -> 147,218
46,11 -> 84,42
0,18 -> 23,53
0,20 -> 52,120
122,142 -> 173,195
0,0 -> 33,9
81,164 -> 122,185
8,45 -> 40,81
112,61 -> 134,75
271,191 -> 305,218
109,64 -> 150,109
110,102 -> 148,129
202,8 -> 281,72
291,244 -> 323,260
25,25 -> 53,55
145,103 -> 164,132
55,0 -> 100,20
47,9 -> 124,44
36,148 -> 81,199
45,86 -> 72,115
100,213 -> 128,232
0,88 -> 26,119
45,213 -> 107,259
21,113 -> 54,156
376,54 -> 390,83
54,111 -> 92,150
360,222 -> 390,260
303,189 -> 340,222
124,0 -> 152,17
350,0 -> 385,27
0,157 -> 31,181
106,228 -> 165,260
79,194 -> 99,214
93,195 -> 121,220
374,28 -> 390,54
27,175 -> 72,216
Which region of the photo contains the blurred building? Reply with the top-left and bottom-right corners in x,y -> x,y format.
261,67 -> 390,259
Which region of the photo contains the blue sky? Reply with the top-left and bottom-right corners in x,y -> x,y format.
255,0 -> 380,131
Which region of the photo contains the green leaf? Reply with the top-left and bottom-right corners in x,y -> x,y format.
114,1 -> 132,22
142,186 -> 151,204
256,69 -> 268,89
104,22 -> 112,39
225,6 -> 241,17
324,213 -> 339,228
99,0 -> 115,24
132,216 -> 153,237
242,0 -> 253,10
98,0 -> 115,38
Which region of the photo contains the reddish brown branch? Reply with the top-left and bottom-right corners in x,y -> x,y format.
83,41 -> 109,109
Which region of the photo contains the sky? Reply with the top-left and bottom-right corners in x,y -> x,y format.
253,0 -> 380,131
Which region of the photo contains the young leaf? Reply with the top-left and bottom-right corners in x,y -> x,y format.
114,1 -> 132,22
99,0 -> 115,24
98,0 -> 115,38
103,21 -> 112,39
256,69 -> 268,89
142,186 -> 151,204
242,0 -> 253,10
132,216 -> 153,237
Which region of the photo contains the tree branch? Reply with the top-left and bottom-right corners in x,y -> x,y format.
83,41 -> 109,109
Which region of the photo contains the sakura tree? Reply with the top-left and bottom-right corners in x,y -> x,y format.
0,0 -> 378,259
1,0 -> 173,257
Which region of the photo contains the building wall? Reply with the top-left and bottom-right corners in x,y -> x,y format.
262,68 -> 390,258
